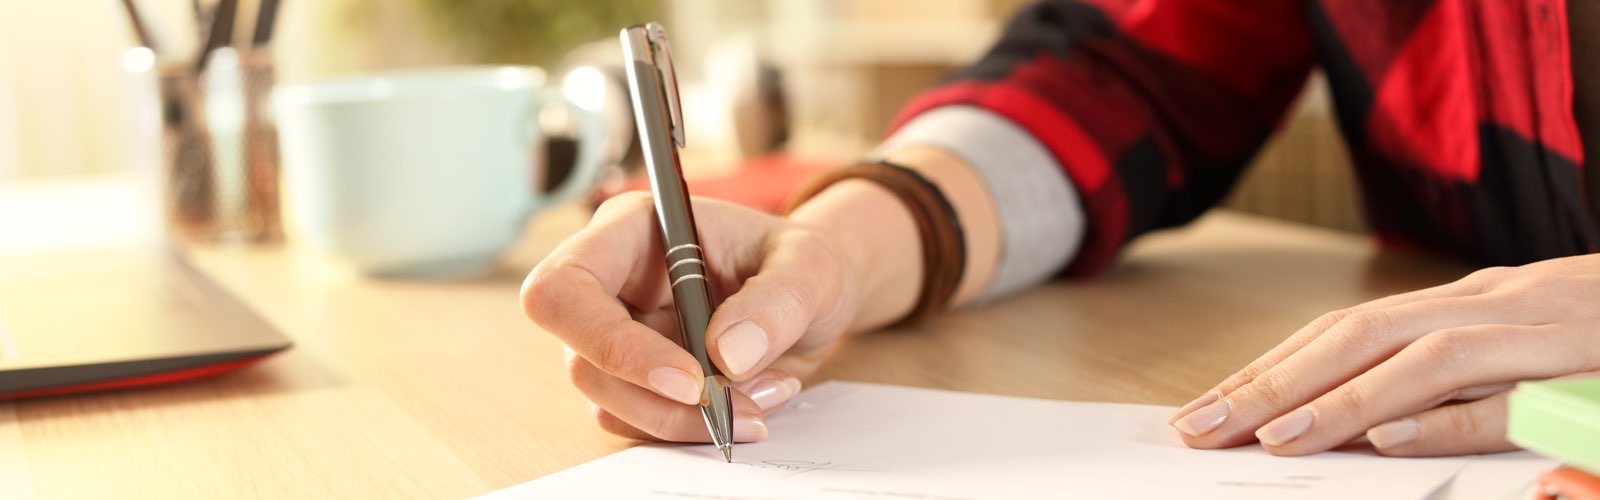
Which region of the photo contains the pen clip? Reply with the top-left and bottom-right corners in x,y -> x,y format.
645,22 -> 686,148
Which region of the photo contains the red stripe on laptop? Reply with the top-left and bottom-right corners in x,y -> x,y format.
0,355 -> 273,401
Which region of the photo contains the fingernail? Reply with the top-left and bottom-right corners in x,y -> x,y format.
1367,418 -> 1420,449
1169,390 -> 1222,424
647,367 -> 702,405
733,414 -> 768,442
1257,407 -> 1316,446
1173,399 -> 1231,437
717,321 -> 769,376
744,376 -> 801,412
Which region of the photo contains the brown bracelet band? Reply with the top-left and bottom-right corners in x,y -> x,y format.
781,161 -> 966,325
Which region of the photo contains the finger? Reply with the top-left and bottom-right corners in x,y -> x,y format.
631,306 -> 683,346
1370,369 -> 1600,456
1213,277 -> 1488,395
732,369 -> 803,415
1365,393 -> 1516,457
1451,382 -> 1516,401
1171,278 -> 1485,424
593,406 -> 656,442
524,193 -> 706,405
706,228 -> 854,381
1175,294 -> 1518,447
569,355 -> 768,443
628,304 -> 812,412
1255,324 -> 1599,456
544,191 -> 672,307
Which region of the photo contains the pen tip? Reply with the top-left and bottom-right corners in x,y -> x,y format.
720,444 -> 732,463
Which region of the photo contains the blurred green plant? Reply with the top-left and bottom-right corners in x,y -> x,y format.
414,0 -> 660,65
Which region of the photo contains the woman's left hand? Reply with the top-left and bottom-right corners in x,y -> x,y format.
1168,253 -> 1600,457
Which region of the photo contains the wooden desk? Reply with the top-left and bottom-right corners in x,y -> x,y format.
0,180 -> 1473,498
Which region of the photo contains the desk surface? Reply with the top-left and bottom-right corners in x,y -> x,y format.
0,180 -> 1473,499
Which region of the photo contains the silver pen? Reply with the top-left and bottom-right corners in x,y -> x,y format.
620,22 -> 735,462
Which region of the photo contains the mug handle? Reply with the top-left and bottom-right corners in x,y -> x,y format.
526,88 -> 607,215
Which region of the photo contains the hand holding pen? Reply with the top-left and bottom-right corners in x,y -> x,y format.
521,190 -> 860,449
520,24 -> 877,457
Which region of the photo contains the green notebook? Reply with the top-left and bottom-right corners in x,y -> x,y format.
1507,378 -> 1600,475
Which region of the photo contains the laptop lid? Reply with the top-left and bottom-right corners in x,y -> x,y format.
0,246 -> 291,398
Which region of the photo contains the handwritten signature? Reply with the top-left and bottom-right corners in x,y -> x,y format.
736,460 -> 841,474
729,459 -> 888,477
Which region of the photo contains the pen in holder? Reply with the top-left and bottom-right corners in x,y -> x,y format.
155,46 -> 281,244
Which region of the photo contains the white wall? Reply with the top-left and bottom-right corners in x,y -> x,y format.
0,28 -> 19,181
0,0 -> 150,180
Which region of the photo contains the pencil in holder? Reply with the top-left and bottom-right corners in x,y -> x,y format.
155,46 -> 281,244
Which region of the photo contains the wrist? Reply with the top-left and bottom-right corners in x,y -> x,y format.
880,147 -> 999,306
787,179 -> 922,333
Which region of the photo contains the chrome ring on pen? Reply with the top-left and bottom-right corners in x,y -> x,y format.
670,273 -> 707,288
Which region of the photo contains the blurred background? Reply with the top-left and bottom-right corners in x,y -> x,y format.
0,0 -> 1364,233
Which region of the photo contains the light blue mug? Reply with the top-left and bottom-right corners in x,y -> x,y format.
274,67 -> 604,278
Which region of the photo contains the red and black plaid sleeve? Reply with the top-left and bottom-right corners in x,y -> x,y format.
890,0 -> 1316,276
894,0 -> 1600,274
1307,0 -> 1599,263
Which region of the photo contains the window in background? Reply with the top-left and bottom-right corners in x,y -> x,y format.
413,0 -> 659,67
0,40 -> 19,180
0,2 -> 144,180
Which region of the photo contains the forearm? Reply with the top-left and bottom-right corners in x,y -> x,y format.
786,147 -> 1002,333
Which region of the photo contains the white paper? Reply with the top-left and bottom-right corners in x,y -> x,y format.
488,382 -> 1544,500
1428,451 -> 1555,500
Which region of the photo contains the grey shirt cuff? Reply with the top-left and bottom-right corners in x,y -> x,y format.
873,106 -> 1086,303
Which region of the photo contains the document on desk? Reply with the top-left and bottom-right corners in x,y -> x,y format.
485,382 -> 1544,500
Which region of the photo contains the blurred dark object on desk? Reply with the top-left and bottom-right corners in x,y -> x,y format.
553,33 -> 800,213
542,40 -> 639,197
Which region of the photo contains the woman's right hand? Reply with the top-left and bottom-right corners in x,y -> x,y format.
520,191 -> 868,443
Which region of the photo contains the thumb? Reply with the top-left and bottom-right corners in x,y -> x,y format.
706,229 -> 853,381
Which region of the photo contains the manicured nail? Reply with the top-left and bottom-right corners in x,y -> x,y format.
733,414 -> 768,442
1257,407 -> 1316,446
717,321 -> 769,376
1169,390 -> 1222,424
1173,399 -> 1231,437
1367,418 -> 1420,449
647,367 -> 702,405
744,376 -> 801,412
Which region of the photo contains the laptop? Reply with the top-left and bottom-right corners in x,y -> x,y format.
0,246 -> 291,400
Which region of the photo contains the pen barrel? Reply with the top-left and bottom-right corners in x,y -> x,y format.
623,22 -> 734,450
622,36 -> 723,380
661,237 -> 718,378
